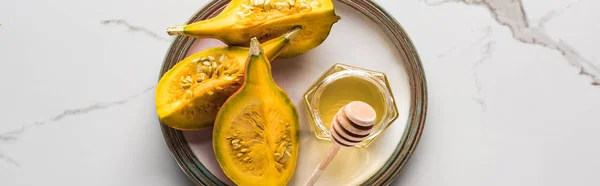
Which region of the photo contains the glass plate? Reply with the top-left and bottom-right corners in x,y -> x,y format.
158,0 -> 427,185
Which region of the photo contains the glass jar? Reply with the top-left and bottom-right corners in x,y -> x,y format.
303,63 -> 399,148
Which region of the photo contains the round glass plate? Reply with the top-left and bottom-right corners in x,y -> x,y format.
158,0 -> 427,185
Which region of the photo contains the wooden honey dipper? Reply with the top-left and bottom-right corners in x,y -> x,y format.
305,101 -> 376,186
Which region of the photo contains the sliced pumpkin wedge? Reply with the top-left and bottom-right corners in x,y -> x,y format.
166,0 -> 340,57
213,38 -> 299,185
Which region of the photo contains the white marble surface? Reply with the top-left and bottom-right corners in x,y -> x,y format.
1,0 -> 599,185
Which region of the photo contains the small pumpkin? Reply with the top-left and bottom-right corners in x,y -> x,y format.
213,38 -> 299,185
166,0 -> 340,57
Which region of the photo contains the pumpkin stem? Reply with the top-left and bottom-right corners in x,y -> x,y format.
166,24 -> 185,35
283,26 -> 302,41
249,37 -> 262,56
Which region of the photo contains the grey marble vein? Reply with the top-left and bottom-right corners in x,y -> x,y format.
433,26 -> 493,110
436,26 -> 491,58
473,96 -> 487,111
475,41 -> 495,67
0,126 -> 26,142
0,86 -> 155,167
471,26 -> 492,45
472,31 -> 495,111
473,40 -> 495,88
101,19 -> 169,42
0,153 -> 21,167
538,0 -> 580,29
425,0 -> 600,86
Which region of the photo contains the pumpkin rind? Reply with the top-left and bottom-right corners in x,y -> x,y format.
213,38 -> 299,185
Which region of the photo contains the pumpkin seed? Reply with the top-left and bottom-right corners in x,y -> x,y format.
274,2 -> 289,9
184,76 -> 193,83
274,152 -> 282,161
196,73 -> 207,82
279,150 -> 291,163
212,62 -> 218,69
181,83 -> 190,89
218,54 -> 227,62
300,3 -> 310,10
184,89 -> 193,99
253,0 -> 264,6
310,1 -> 320,8
275,164 -> 284,172
241,4 -> 254,10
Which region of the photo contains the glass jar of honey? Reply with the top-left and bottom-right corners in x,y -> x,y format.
303,63 -> 399,148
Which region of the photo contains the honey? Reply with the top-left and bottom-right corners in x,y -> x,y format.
303,63 -> 399,147
317,76 -> 385,130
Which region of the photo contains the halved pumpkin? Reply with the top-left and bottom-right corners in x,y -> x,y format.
213,38 -> 299,185
166,0 -> 340,57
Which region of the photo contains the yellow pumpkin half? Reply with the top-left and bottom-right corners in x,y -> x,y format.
213,38 -> 299,185
167,0 -> 340,57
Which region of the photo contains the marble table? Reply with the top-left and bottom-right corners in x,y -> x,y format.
1,0 -> 599,185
